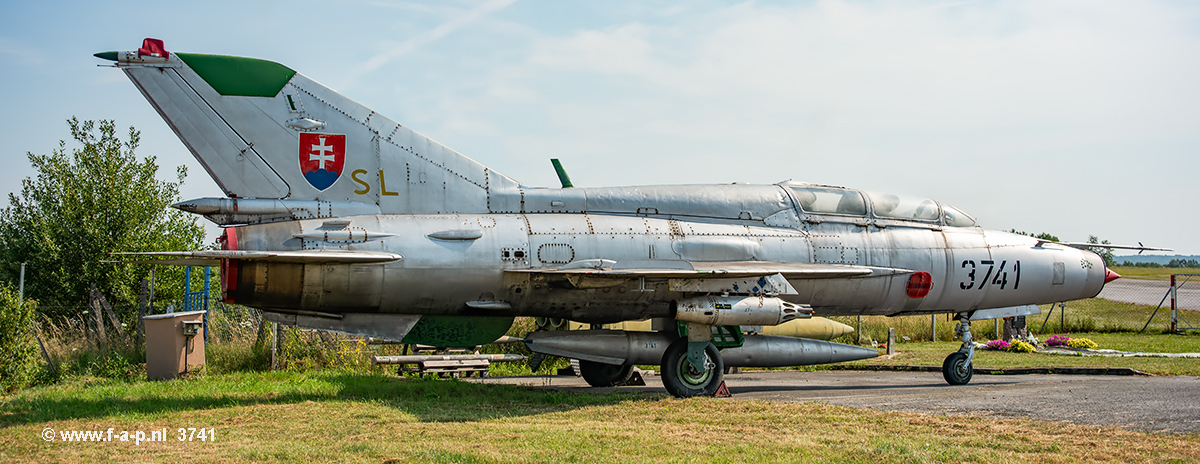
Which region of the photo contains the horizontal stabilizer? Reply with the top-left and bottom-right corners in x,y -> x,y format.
111,249 -> 402,264
107,258 -> 221,266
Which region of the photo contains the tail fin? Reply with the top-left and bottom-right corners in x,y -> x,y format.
98,40 -> 519,214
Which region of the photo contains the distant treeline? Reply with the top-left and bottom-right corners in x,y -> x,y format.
1119,259 -> 1200,268
1114,255 -> 1200,267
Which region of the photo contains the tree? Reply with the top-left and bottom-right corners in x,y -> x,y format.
0,284 -> 37,393
0,118 -> 204,315
1009,229 -> 1060,242
1087,235 -> 1115,268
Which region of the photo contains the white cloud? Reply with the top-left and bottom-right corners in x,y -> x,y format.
403,0 -> 1200,249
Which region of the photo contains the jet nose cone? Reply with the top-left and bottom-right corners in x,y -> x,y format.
1104,268 -> 1121,284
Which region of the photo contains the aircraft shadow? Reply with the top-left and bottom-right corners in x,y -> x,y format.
724,378 -> 1019,395
0,372 -> 650,426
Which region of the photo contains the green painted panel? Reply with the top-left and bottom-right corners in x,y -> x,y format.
402,315 -> 515,348
176,53 -> 296,97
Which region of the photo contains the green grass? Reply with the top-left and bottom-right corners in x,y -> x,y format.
801,297 -> 1200,376
828,334 -> 1200,376
3,370 -> 1199,463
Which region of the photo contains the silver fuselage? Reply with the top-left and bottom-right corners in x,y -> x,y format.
226,183 -> 1106,323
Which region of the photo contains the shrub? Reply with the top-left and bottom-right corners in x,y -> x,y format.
1067,338 -> 1098,350
1006,340 -> 1036,353
985,340 -> 1010,351
0,284 -> 39,394
1045,334 -> 1071,347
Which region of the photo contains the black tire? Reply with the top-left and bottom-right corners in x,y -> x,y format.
942,352 -> 973,385
661,339 -> 724,398
579,360 -> 634,387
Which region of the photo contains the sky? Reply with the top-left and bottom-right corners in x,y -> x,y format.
1,0 -> 1197,254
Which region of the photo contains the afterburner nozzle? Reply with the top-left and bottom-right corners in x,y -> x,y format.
1104,268 -> 1121,284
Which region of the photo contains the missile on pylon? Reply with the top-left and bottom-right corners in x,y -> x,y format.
762,318 -> 856,340
524,330 -> 878,367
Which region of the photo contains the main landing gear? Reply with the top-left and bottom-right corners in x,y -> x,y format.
579,360 -> 634,387
942,312 -> 974,385
660,338 -> 724,398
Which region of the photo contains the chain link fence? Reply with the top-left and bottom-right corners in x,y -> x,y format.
1096,274 -> 1200,333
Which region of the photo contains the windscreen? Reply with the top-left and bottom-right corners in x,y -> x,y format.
943,205 -> 978,227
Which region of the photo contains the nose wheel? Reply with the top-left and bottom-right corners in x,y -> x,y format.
942,352 -> 973,385
941,312 -> 975,385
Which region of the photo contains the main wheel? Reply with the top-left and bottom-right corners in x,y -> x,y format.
579,360 -> 634,387
942,352 -> 973,385
661,339 -> 724,398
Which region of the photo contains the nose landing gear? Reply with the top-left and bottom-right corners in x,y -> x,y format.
942,312 -> 975,385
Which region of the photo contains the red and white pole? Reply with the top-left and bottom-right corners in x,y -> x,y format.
1171,274 -> 1178,333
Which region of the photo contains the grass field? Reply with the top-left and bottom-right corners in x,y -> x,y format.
8,291 -> 1200,462
3,371 -> 1200,463
828,334 -> 1200,376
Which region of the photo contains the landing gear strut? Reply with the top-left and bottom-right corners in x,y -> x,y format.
942,312 -> 974,385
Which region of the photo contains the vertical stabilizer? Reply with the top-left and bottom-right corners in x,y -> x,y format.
101,42 -> 519,214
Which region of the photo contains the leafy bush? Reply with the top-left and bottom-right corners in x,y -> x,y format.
1006,340 -> 1035,353
1067,338 -> 1098,350
985,340 -> 1010,351
1046,334 -> 1071,347
67,348 -> 144,380
0,284 -> 39,393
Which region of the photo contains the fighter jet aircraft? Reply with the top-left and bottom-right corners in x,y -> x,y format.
98,39 -> 1163,397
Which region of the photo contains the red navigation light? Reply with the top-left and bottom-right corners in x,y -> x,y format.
138,38 -> 169,59
907,272 -> 933,298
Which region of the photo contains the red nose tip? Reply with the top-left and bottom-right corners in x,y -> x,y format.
1104,268 -> 1121,284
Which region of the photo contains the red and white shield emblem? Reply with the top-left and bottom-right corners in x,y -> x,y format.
298,133 -> 345,191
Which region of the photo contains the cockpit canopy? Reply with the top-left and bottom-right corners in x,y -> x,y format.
786,185 -> 977,227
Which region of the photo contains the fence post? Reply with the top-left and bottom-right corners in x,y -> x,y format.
89,285 -> 108,351
148,268 -> 155,314
887,328 -> 896,356
137,278 -> 148,344
1171,274 -> 1178,333
203,266 -> 211,343
272,322 -> 281,370
97,291 -> 128,347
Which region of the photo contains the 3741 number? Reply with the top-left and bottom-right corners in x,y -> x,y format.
959,260 -> 1020,291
